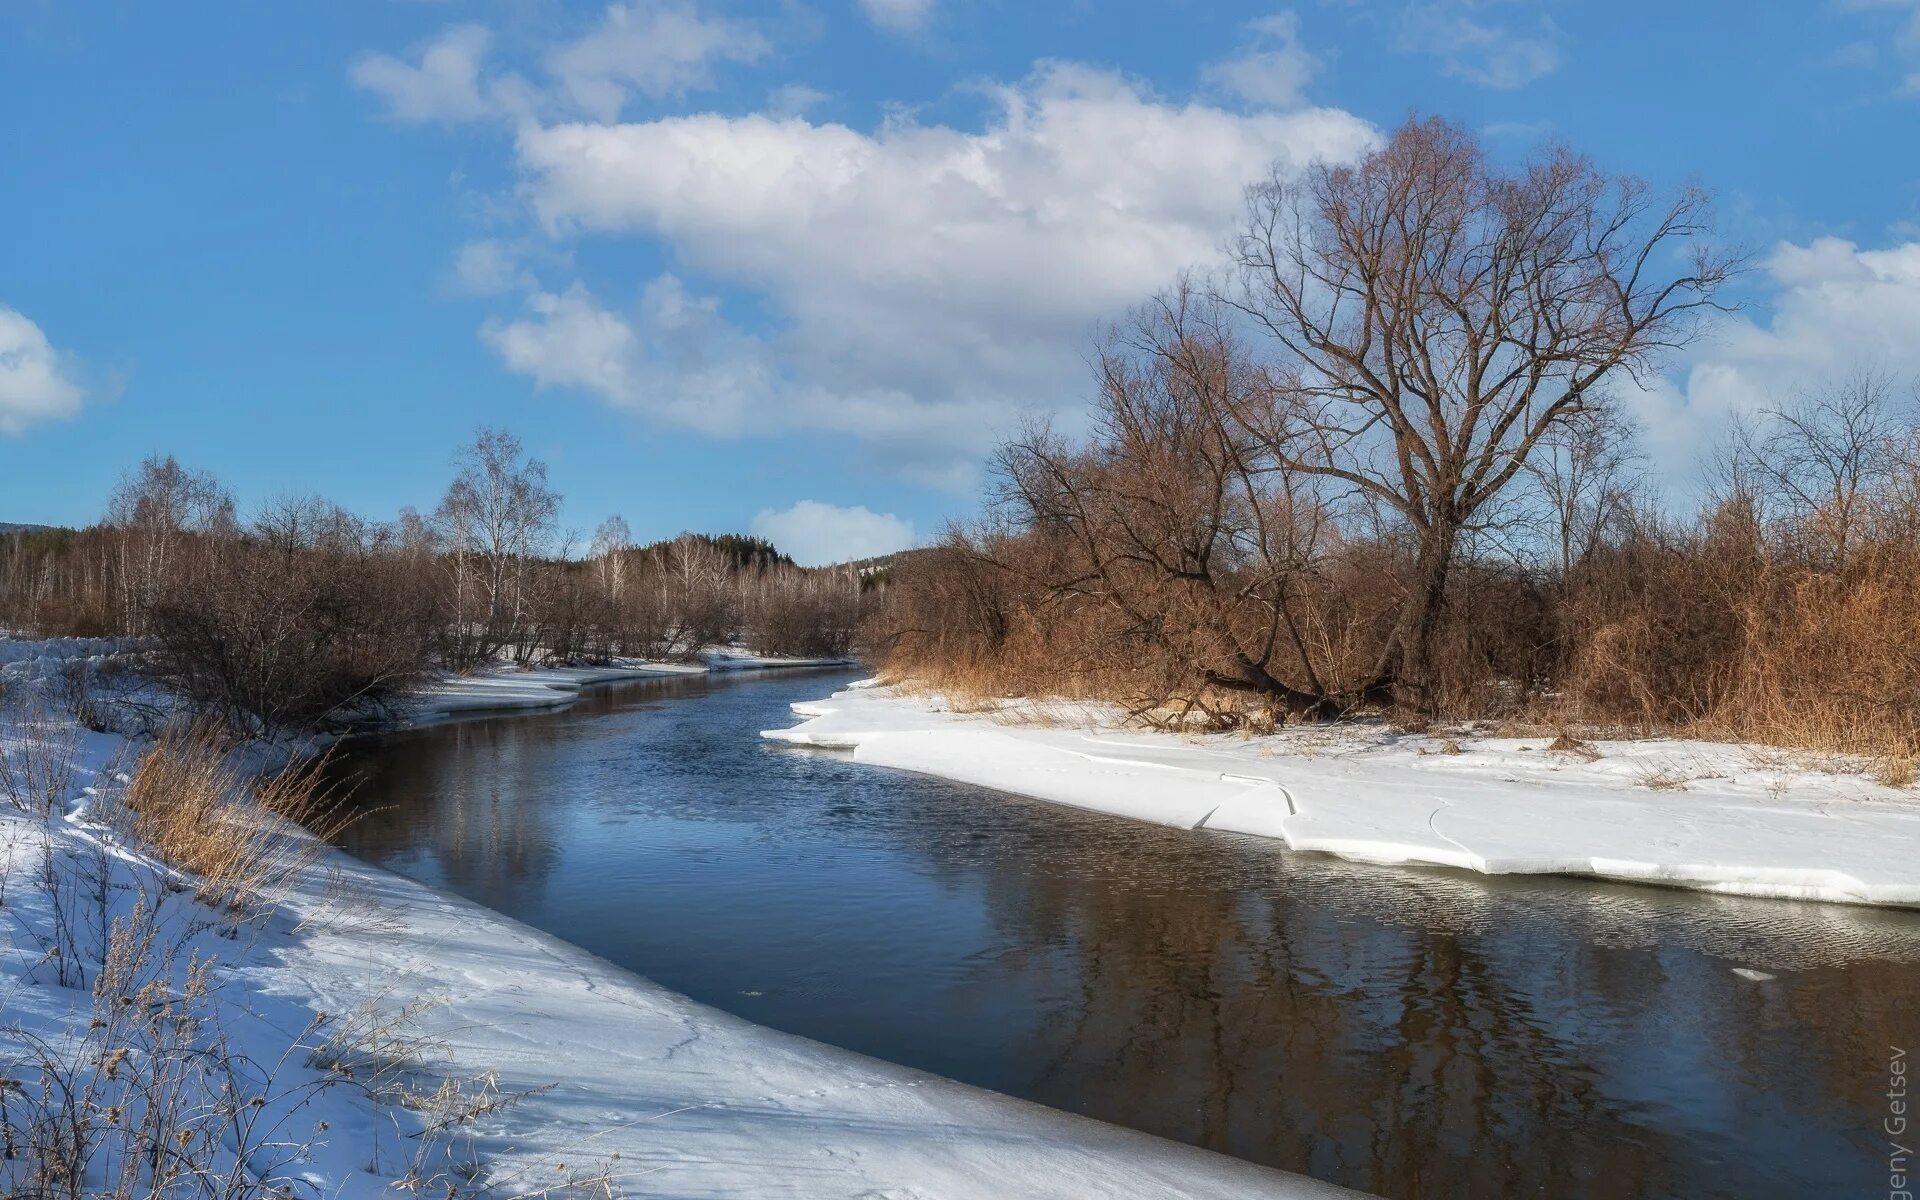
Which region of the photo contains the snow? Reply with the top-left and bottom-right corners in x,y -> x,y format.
1,638 -> 1355,1199
765,684 -> 1920,909
264,839 -> 1358,1199
400,660 -> 701,718
0,634 -> 122,687
0,723 -> 412,1196
700,645 -> 856,672
401,649 -> 851,720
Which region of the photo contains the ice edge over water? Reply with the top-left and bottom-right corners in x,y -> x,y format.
765,684 -> 1920,909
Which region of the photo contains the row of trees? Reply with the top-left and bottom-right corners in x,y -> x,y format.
865,118 -> 1920,759
1,431 -> 870,731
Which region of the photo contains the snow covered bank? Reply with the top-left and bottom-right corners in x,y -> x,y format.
766,685 -> 1920,908
400,648 -> 852,721
2,639 -> 1356,1198
260,837 -> 1360,1199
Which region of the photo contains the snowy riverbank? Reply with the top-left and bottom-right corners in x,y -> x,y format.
1,641 -> 1358,1198
399,647 -> 853,720
765,683 -> 1920,908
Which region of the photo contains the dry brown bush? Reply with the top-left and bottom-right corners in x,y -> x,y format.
120,729 -> 346,914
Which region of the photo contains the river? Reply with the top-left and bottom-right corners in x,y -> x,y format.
319,667 -> 1920,1199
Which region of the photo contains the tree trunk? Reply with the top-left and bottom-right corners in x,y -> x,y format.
1396,521 -> 1459,713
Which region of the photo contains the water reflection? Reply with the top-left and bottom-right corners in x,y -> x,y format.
320,668 -> 1920,1199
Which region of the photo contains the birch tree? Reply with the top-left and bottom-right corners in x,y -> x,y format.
434,429 -> 559,666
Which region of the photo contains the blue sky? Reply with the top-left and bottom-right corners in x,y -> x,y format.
4,1 -> 1919,563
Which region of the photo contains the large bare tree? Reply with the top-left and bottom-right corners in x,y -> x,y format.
1230,116 -> 1737,708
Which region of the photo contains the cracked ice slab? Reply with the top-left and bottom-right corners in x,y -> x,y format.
764,684 -> 1920,908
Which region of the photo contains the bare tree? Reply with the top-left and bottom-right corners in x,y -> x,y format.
1733,369 -> 1909,566
1229,116 -> 1737,708
590,514 -> 632,602
661,534 -> 737,655
103,455 -> 235,632
433,429 -> 560,667
997,286 -> 1373,719
1525,406 -> 1645,582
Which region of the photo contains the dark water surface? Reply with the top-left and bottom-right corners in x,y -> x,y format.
321,668 -> 1920,1199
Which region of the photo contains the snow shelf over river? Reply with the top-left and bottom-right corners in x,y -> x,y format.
399,647 -> 852,720
765,683 -> 1920,908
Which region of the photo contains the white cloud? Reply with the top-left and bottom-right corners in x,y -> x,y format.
767,83 -> 830,118
546,2 -> 770,120
352,6 -> 769,125
1624,237 -> 1920,482
449,239 -> 522,297
506,64 -> 1375,483
350,24 -> 497,122
1393,2 -> 1561,89
858,0 -> 934,36
0,305 -> 87,436
483,277 -> 777,437
751,500 -> 914,565
1203,11 -> 1318,109
483,276 -> 1011,490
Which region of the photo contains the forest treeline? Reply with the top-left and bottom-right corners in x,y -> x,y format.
863,117 -> 1920,764
0,430 -> 872,732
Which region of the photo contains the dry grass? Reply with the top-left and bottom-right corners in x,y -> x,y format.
1548,732 -> 1603,761
0,707 -> 82,818
1634,767 -> 1691,792
1873,754 -> 1917,789
118,727 -> 347,915
0,876 -> 341,1199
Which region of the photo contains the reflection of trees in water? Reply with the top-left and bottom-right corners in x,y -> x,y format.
321,670 -> 832,906
326,719 -> 565,907
918,809 -> 1918,1199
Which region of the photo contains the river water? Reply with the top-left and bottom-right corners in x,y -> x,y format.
319,667 -> 1920,1199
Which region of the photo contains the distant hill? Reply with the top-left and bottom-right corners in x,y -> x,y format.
0,522 -> 62,536
629,532 -> 795,572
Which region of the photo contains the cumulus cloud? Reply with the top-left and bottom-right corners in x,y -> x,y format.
1393,1 -> 1561,89
482,276 -> 1012,490
546,2 -> 771,120
504,64 -> 1374,482
858,0 -> 935,36
1623,237 -> 1920,482
751,500 -> 914,565
482,277 -> 778,437
350,24 -> 498,122
0,305 -> 87,436
1203,11 -> 1319,109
